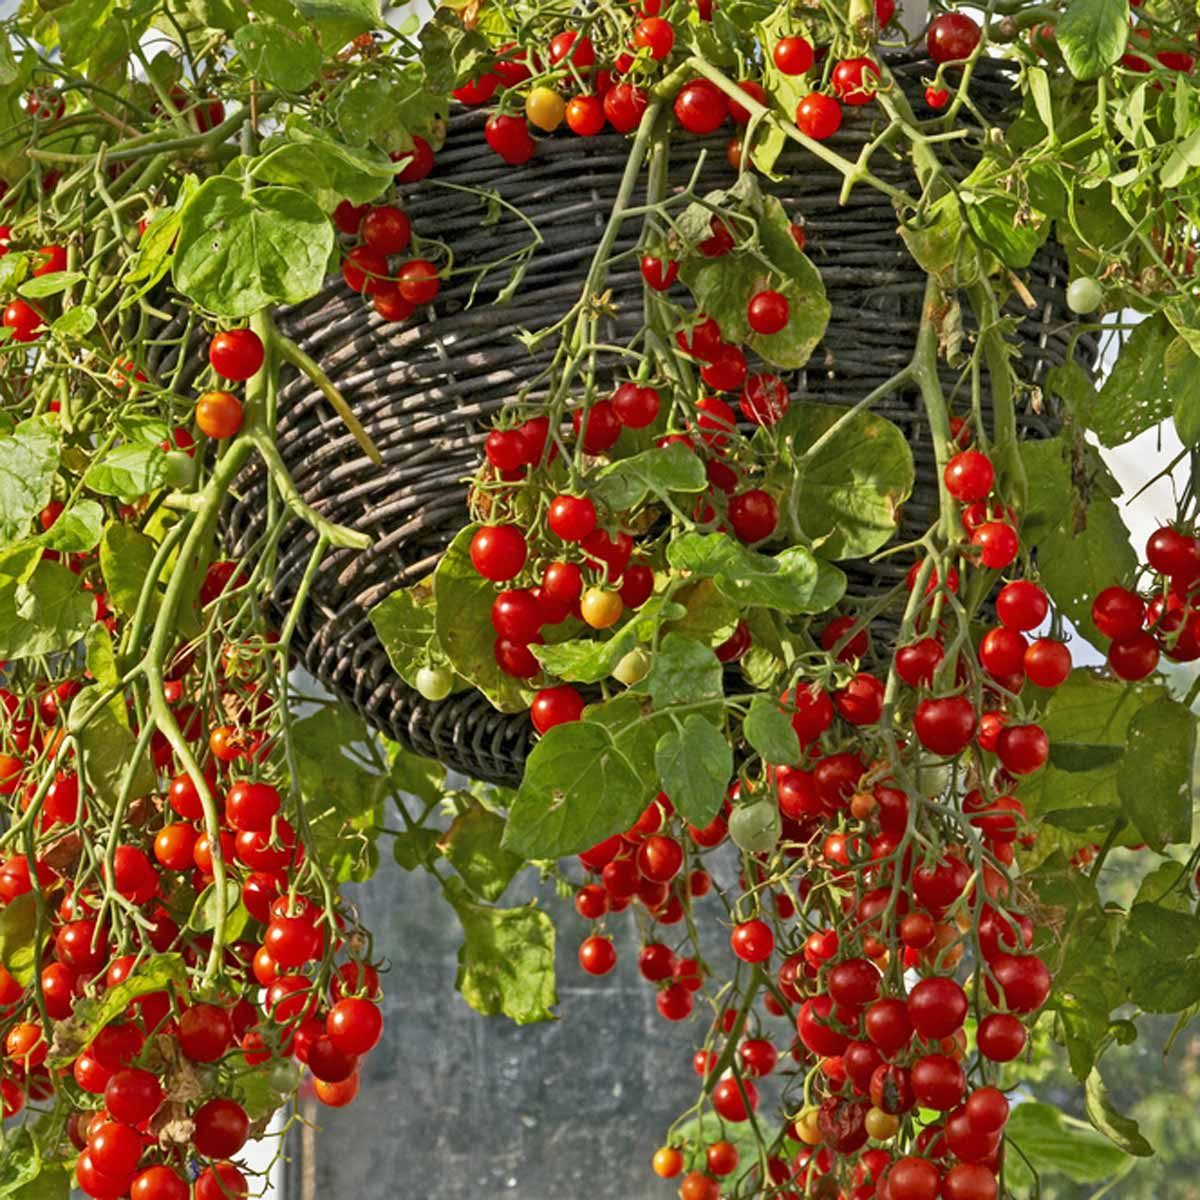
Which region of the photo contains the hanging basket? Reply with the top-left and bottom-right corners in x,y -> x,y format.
197,53 -> 1097,787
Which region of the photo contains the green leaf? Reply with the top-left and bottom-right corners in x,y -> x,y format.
385,738 -> 446,805
774,402 -> 914,560
47,954 -> 186,1068
84,443 -> 167,499
369,586 -> 443,689
440,802 -> 524,902
1166,335 -> 1200,447
18,271 -> 85,299
0,893 -> 37,986
1162,127 -> 1200,190
189,881 -> 248,940
1035,496 -> 1137,644
121,203 -> 183,300
294,0 -> 381,39
0,1127 -> 43,1200
0,557 -> 92,659
1133,860 -> 1192,912
293,705 -> 387,884
0,417 -> 57,547
1005,1102 -> 1130,1185
1116,698 -> 1195,850
232,22 -> 322,91
646,632 -> 723,709
51,305 -> 97,339
392,827 -> 441,871
99,522 -> 157,619
1026,853 -> 1124,1079
1114,902 -> 1200,1013
502,721 -> 649,858
666,532 -> 846,613
531,627 -> 638,684
1058,0 -> 1129,80
173,177 -> 334,317
678,178 -> 830,369
591,442 -> 707,510
1074,314 -> 1175,447
38,499 -> 102,554
229,1058 -> 299,1122
446,877 -> 556,1025
743,695 -> 800,765
899,191 -> 984,288
276,115 -> 397,204
68,685 -> 154,809
1085,1065 -> 1154,1155
434,526 -> 532,712
1018,671 -> 1166,852
654,715 -> 732,828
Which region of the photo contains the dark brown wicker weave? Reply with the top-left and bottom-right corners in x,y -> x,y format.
203,53 -> 1096,787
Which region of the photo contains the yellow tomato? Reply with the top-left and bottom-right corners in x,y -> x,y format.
865,1106 -> 899,1140
525,86 -> 566,132
581,587 -> 623,629
794,1107 -> 822,1145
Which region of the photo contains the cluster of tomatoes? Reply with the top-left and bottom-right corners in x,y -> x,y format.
444,8 -> 982,170
0,231 -> 68,344
1090,524 -> 1200,680
0,554 -> 386,1200
528,425 -> 1074,1199
333,195 -> 441,323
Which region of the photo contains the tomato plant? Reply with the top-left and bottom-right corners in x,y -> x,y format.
0,0 -> 1196,1195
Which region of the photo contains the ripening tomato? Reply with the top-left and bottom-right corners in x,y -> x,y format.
530,685 -> 584,733
565,94 -> 606,136
832,57 -> 881,105
927,12 -> 982,63
195,390 -> 243,439
361,205 -> 412,256
774,36 -> 814,75
393,136 -> 435,183
470,525 -> 527,581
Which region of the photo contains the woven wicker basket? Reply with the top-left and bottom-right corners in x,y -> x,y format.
201,53 -> 1096,786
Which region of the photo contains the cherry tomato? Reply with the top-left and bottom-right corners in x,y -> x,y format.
195,390 -> 243,439
796,93 -> 842,140
674,80 -> 727,133
774,36 -> 815,75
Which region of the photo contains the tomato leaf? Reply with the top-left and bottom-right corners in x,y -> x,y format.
666,531 -> 846,613
1018,670 -> 1169,857
385,737 -> 447,806
84,443 -> 168,499
1114,902 -> 1200,1014
47,954 -> 187,1068
433,526 -> 534,712
591,441 -> 707,510
654,714 -> 731,828
1116,698 -> 1195,850
445,877 -> 557,1025
37,499 -> 102,554
292,705 -> 388,884
743,695 -> 800,765
0,417 -> 57,548
1005,1101 -> 1130,1186
1166,335 -> 1200,447
273,115 -> 398,204
100,522 -> 159,620
0,557 -> 92,659
1084,1064 -> 1154,1155
772,402 -> 914,560
0,893 -> 37,987
68,683 -> 154,810
439,802 -> 524,902
531,626 -> 638,684
1057,0 -> 1129,81
502,720 -> 649,858
232,22 -> 322,92
646,632 -> 723,709
369,585 -> 448,689
173,177 -> 334,317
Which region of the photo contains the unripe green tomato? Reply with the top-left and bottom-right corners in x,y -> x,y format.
1066,275 -> 1103,315
163,449 -> 196,489
728,799 -> 780,854
268,1059 -> 301,1094
415,665 -> 453,701
612,646 -> 651,685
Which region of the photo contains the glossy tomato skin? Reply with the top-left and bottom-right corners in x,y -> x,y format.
796,93 -> 842,140
208,329 -> 264,381
674,80 -> 727,133
927,12 -> 982,63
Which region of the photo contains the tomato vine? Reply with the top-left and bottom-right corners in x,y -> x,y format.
0,0 -> 1198,1198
